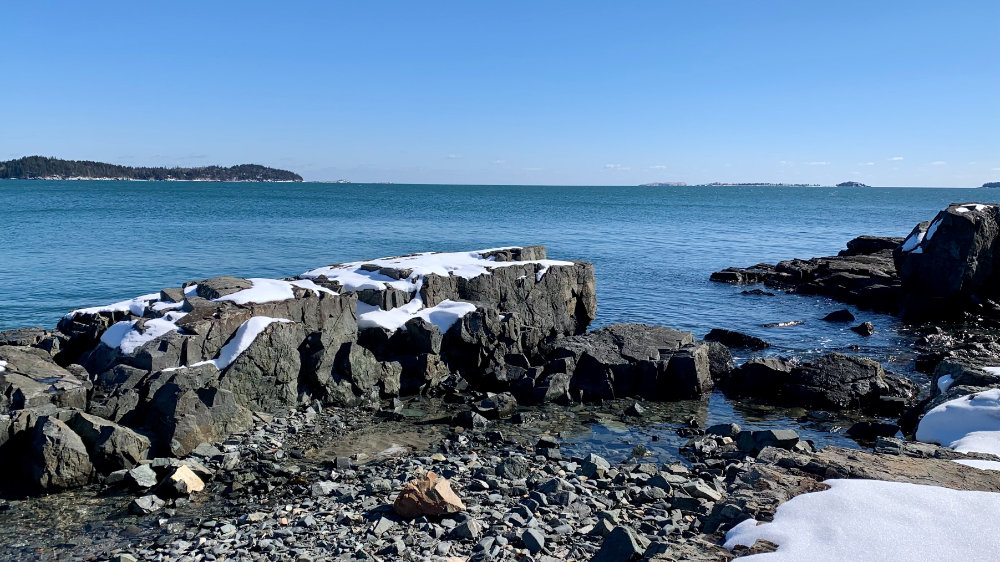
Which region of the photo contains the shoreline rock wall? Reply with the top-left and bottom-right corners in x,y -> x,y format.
0,246 -> 600,492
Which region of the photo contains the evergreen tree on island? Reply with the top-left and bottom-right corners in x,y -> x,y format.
0,156 -> 303,182
982,182 -> 1000,188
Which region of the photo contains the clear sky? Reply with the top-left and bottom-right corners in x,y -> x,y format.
3,1 -> 998,186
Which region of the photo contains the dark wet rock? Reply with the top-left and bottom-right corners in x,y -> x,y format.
736,429 -> 800,455
704,341 -> 734,381
722,353 -> 917,413
497,455 -> 531,480
821,309 -> 855,322
706,423 -> 741,438
846,421 -> 899,440
841,235 -> 903,256
67,412 -> 150,472
194,276 -> 253,300
895,203 -> 1000,321
704,329 -> 770,351
851,321 -> 875,336
544,324 -> 712,401
740,289 -> 776,296
721,357 -> 794,396
475,392 -> 518,419
712,236 -> 902,314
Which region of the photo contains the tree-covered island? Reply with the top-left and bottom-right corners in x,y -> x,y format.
0,156 -> 303,182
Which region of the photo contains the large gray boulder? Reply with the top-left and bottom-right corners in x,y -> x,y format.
722,353 -> 917,414
895,203 -> 1000,320
0,346 -> 89,412
67,411 -> 150,472
542,324 -> 712,400
27,416 -> 94,491
217,321 -> 305,412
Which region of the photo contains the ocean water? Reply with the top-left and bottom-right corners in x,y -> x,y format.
4,180 -> 999,369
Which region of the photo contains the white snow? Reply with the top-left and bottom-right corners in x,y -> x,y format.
0,359 -> 6,373
900,230 -> 925,253
301,249 -> 572,292
191,316 -> 291,370
289,279 -> 338,297
954,203 -> 991,214
215,278 -> 337,305
937,374 -> 954,394
924,218 -> 943,242
983,366 -> 1000,375
151,300 -> 184,312
954,459 -> 1000,471
358,298 -> 477,332
66,293 -> 160,319
724,479 -> 1000,561
99,311 -> 189,354
916,388 -> 1000,457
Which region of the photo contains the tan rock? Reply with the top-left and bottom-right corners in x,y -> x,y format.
168,464 -> 205,494
393,471 -> 466,518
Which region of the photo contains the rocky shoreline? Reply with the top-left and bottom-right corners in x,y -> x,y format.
2,204 -> 1000,561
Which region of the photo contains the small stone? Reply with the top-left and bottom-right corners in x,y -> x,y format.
682,481 -> 723,502
453,519 -> 483,540
625,402 -> 646,417
581,454 -> 611,478
522,528 -> 545,554
164,465 -> 205,496
851,321 -> 875,336
311,481 -> 336,497
497,456 -> 531,480
130,494 -> 165,515
592,526 -> 648,562
126,464 -> 158,489
372,516 -> 395,537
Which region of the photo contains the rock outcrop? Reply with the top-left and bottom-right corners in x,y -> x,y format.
894,203 -> 1000,321
720,352 -> 918,414
711,235 -> 903,314
0,246 -> 598,493
542,324 -> 715,401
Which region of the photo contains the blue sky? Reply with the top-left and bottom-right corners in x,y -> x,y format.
3,1 -> 997,186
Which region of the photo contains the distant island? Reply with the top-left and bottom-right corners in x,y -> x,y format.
639,182 -> 687,187
836,181 -> 870,187
0,156 -> 302,182
695,182 -> 821,187
982,182 -> 1000,188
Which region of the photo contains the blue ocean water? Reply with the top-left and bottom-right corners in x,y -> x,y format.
3,180 -> 999,371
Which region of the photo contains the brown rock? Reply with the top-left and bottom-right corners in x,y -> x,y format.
393,471 -> 466,518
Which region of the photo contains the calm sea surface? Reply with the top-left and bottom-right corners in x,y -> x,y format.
4,180 -> 1000,452
4,181 -> 999,355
